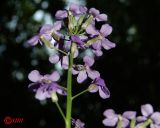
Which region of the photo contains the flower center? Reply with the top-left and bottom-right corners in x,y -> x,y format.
75,64 -> 86,71
41,79 -> 52,84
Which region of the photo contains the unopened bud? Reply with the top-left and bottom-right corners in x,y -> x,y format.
81,15 -> 93,30
51,92 -> 58,102
71,43 -> 77,54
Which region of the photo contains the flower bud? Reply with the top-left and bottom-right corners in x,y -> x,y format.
51,92 -> 58,102
81,15 -> 93,30
71,43 -> 77,54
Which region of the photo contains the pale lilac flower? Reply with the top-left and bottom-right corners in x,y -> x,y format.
86,24 -> 116,50
103,109 -> 136,127
27,21 -> 62,46
72,56 -> 100,83
72,118 -> 85,128
137,104 -> 160,127
28,70 -> 66,101
55,3 -> 87,19
88,77 -> 110,99
89,8 -> 108,22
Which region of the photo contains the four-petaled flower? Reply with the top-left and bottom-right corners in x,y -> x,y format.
27,21 -> 62,46
86,23 -> 116,52
72,56 -> 100,83
28,70 -> 67,101
137,104 -> 160,127
103,109 -> 136,128
72,118 -> 85,128
88,77 -> 110,99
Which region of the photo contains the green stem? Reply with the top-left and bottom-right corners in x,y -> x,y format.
117,115 -> 122,128
55,102 -> 66,122
72,89 -> 88,100
138,119 -> 152,128
130,118 -> 136,128
65,43 -> 74,128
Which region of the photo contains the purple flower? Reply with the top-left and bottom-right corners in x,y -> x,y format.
88,77 -> 110,99
86,24 -> 116,50
27,21 -> 62,46
55,3 -> 87,19
72,56 -> 100,83
72,118 -> 85,128
28,70 -> 67,101
103,109 -> 136,127
89,8 -> 108,22
137,104 -> 160,127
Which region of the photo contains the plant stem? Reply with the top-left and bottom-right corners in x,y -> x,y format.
55,102 -> 66,122
65,44 -> 74,128
72,89 -> 88,100
130,118 -> 136,128
117,116 -> 122,128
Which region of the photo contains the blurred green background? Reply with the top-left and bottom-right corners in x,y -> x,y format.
0,0 -> 160,127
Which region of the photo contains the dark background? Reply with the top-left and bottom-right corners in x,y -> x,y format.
0,0 -> 160,127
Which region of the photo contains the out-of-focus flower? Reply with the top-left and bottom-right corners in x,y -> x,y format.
72,118 -> 85,128
137,104 -> 160,127
89,8 -> 108,22
27,21 -> 62,46
28,70 -> 66,101
103,109 -> 136,127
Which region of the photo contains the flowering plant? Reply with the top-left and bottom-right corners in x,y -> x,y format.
27,3 -> 160,128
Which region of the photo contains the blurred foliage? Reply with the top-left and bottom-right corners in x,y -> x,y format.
0,0 -> 160,127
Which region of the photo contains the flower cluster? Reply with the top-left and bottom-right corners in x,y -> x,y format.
28,3 -> 115,101
103,104 -> 160,128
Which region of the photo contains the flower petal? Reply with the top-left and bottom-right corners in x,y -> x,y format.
86,24 -> 99,36
103,109 -> 117,118
102,117 -> 118,127
100,24 -> 112,37
28,70 -> 42,82
72,68 -> 79,75
27,35 -> 39,46
83,56 -> 94,67
136,116 -> 147,122
55,10 -> 67,19
122,111 -> 137,120
53,21 -> 62,31
47,71 -> 60,82
96,14 -> 108,21
141,104 -> 154,117
87,69 -> 100,80
62,56 -> 69,69
122,118 -> 129,128
35,87 -> 50,100
69,3 -> 79,14
79,6 -> 88,14
89,8 -> 100,16
77,71 -> 87,83
49,54 -> 59,64
102,39 -> 116,50
92,49 -> 103,56
151,112 -> 160,125
99,85 -> 110,99
40,24 -> 53,34
150,124 -> 160,128
92,40 -> 102,50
